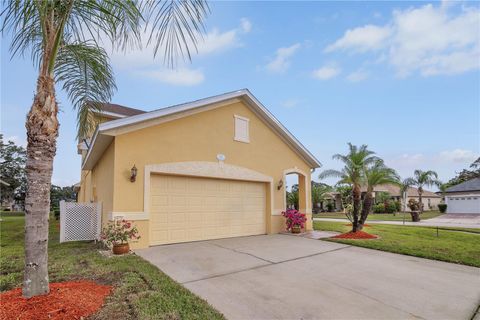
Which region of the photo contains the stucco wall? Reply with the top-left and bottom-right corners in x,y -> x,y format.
112,100 -> 313,247
90,141 -> 115,223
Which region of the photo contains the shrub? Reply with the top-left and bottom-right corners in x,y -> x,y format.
438,203 -> 447,213
394,201 -> 401,212
101,220 -> 140,246
385,201 -> 397,213
373,203 -> 385,213
326,202 -> 335,212
282,209 -> 307,230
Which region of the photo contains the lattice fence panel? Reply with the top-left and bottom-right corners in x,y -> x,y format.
60,201 -> 102,243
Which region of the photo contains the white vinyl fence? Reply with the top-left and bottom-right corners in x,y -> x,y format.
60,201 -> 102,243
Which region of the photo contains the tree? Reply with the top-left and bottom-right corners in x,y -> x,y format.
403,170 -> 441,213
319,143 -> 380,232
446,157 -> 480,187
50,185 -> 76,210
311,181 -> 332,213
1,0 -> 209,298
0,134 -> 26,207
359,161 -> 399,228
286,187 -> 299,209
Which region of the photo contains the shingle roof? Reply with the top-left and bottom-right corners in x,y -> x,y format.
445,177 -> 480,193
89,102 -> 146,117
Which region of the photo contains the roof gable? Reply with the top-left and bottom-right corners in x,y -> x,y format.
82,89 -> 321,170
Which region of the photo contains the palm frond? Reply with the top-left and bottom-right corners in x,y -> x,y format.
145,0 -> 210,66
319,169 -> 344,180
54,40 -> 116,139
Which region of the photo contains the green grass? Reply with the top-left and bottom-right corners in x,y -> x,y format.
0,213 -> 225,320
313,221 -> 480,267
313,210 -> 443,221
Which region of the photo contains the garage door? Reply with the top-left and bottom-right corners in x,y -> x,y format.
447,196 -> 480,214
150,174 -> 266,245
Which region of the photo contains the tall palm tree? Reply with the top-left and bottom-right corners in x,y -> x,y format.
1,0 -> 208,298
319,143 -> 380,232
359,161 -> 400,228
403,170 -> 441,213
398,178 -> 411,212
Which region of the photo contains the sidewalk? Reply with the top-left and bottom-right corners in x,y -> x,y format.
312,216 -> 480,229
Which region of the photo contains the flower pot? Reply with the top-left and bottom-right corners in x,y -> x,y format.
410,211 -> 420,222
291,225 -> 302,234
112,243 -> 130,255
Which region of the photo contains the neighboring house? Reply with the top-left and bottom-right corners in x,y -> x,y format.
360,184 -> 441,211
77,89 -> 321,249
444,177 -> 480,214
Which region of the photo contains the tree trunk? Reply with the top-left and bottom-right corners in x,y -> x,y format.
418,189 -> 423,213
358,192 -> 373,230
23,72 -> 59,298
352,185 -> 361,232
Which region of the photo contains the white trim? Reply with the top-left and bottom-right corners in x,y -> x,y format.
234,114 -> 250,143
446,194 -> 480,198
108,212 -> 149,221
81,89 -> 321,170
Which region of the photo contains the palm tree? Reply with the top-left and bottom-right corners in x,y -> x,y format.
319,143 -> 380,232
1,0 -> 209,298
438,182 -> 449,203
359,161 -> 400,228
398,179 -> 411,212
403,170 -> 441,213
311,182 -> 331,212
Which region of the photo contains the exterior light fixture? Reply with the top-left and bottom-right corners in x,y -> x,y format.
130,165 -> 137,182
277,179 -> 283,190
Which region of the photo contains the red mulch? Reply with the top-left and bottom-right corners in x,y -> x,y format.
331,231 -> 379,240
345,223 -> 371,227
0,281 -> 111,320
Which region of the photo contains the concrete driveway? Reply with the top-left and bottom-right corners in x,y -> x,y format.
136,235 -> 480,320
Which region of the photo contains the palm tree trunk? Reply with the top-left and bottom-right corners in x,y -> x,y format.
23,70 -> 59,298
352,185 -> 361,232
418,189 -> 423,213
358,192 -> 373,230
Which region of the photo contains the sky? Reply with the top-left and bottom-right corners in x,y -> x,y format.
1,1 -> 479,189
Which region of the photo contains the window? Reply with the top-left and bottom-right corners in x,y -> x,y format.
234,115 -> 250,143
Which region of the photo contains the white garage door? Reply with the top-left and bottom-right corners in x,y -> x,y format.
150,174 -> 266,245
447,196 -> 480,214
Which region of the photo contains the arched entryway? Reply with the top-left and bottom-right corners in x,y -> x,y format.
283,168 -> 309,215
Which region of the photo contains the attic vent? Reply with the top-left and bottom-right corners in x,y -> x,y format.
234,115 -> 250,143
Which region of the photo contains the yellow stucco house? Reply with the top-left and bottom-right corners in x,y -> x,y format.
77,89 -> 321,249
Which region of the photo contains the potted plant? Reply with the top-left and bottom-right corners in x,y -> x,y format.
407,199 -> 421,222
101,219 -> 140,254
282,208 -> 307,234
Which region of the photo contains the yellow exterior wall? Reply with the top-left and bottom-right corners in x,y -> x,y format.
111,100 -> 313,248
91,141 -> 115,223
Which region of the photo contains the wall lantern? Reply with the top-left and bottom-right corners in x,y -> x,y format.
130,165 -> 137,182
277,179 -> 283,190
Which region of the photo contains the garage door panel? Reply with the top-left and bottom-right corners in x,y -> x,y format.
150,174 -> 266,245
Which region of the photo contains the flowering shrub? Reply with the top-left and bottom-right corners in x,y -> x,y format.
282,209 -> 307,230
101,220 -> 140,246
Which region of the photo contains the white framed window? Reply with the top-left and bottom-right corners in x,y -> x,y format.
234,115 -> 250,143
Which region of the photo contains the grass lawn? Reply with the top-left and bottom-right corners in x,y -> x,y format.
314,220 -> 480,267
0,212 -> 224,320
313,210 -> 443,221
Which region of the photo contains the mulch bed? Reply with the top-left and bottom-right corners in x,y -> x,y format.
345,223 -> 371,227
331,230 -> 379,240
0,281 -> 111,320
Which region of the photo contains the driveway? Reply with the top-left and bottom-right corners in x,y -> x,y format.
136,235 -> 480,320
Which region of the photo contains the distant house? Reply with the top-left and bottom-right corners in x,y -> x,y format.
360,184 -> 441,211
444,177 -> 480,214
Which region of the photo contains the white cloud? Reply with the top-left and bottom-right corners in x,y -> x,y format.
439,149 -> 477,163
240,18 -> 252,33
107,19 -> 251,84
138,68 -> 205,86
312,65 -> 341,80
281,99 -> 301,109
266,43 -> 301,73
346,69 -> 369,82
325,25 -> 391,53
325,3 -> 480,77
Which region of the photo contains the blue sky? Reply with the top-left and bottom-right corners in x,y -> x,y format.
1,1 -> 479,188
